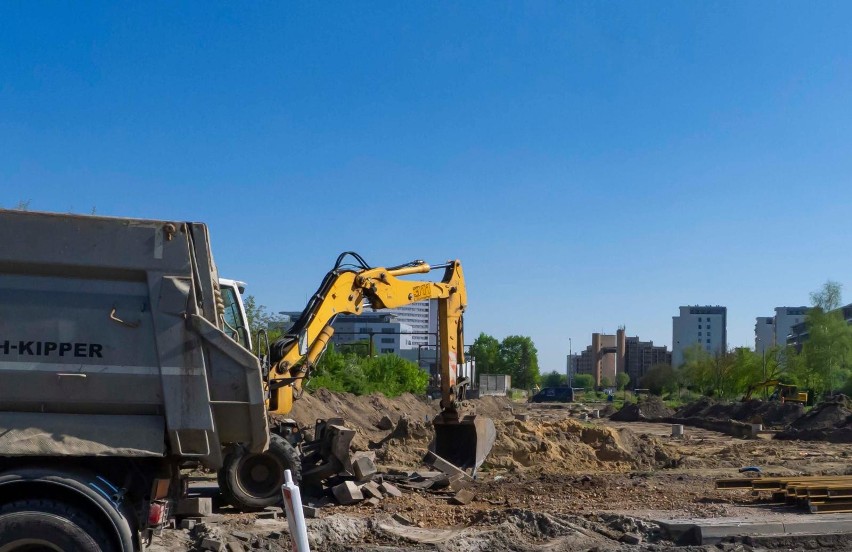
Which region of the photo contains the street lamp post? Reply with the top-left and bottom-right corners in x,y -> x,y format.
567,338 -> 572,388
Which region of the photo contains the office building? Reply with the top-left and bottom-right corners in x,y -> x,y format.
572,328 -> 671,388
754,307 -> 808,353
672,306 -> 727,367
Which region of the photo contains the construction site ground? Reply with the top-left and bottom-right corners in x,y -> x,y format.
151,391 -> 852,551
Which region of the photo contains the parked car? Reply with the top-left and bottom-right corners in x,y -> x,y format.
529,386 -> 574,403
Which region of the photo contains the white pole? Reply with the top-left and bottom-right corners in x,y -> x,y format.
281,469 -> 311,552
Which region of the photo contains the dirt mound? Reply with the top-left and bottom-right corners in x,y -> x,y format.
671,397 -> 804,427
609,395 -> 674,422
777,395 -> 852,442
485,417 -> 679,471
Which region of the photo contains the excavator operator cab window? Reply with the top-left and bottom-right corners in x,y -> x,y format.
220,283 -> 250,349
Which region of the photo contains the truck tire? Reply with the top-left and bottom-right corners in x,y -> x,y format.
218,434 -> 301,510
0,498 -> 114,552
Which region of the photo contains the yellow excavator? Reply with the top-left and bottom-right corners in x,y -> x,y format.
218,253 -> 496,509
742,379 -> 808,404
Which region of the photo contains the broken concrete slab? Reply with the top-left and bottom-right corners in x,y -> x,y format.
449,488 -> 475,505
449,473 -> 472,492
200,537 -> 224,552
376,415 -> 394,430
379,482 -> 402,497
365,497 -> 381,506
360,480 -> 384,499
423,451 -> 474,483
333,480 -> 365,505
392,513 -> 413,525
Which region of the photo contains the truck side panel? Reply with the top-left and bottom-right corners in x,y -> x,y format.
0,211 -> 268,469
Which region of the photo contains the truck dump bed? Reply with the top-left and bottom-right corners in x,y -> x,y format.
0,210 -> 268,468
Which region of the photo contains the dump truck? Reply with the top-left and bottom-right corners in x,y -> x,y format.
0,210 -> 496,548
0,210 -> 269,550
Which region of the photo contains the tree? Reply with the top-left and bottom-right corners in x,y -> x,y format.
810,280 -> 843,311
244,295 -> 287,337
541,371 -> 567,387
615,372 -> 630,391
499,335 -> 540,390
469,333 -> 501,374
573,373 -> 594,391
640,364 -> 678,396
600,376 -> 613,389
783,281 -> 852,396
679,344 -> 715,395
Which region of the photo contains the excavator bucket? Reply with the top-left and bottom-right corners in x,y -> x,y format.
431,414 -> 496,474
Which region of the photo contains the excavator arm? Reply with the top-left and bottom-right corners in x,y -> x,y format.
267,253 -> 494,472
267,254 -> 466,411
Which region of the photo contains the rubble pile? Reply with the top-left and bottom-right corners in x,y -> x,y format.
674,397 -> 804,427
609,396 -> 675,422
776,395 -> 852,442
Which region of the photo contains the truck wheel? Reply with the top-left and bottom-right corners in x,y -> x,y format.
0,499 -> 113,552
219,434 -> 302,510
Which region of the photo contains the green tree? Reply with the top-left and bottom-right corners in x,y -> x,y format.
469,333 -> 501,374
499,335 -> 540,390
679,344 -> 714,395
810,280 -> 843,311
615,372 -> 630,391
243,295 -> 288,339
798,305 -> 852,395
308,346 -> 428,397
573,373 -> 594,391
541,371 -> 568,387
600,376 -> 613,389
640,364 -> 678,396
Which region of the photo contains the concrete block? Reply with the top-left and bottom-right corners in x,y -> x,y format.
179,519 -> 196,530
353,456 -> 377,480
176,497 -> 213,517
365,497 -> 381,506
449,473 -> 472,492
514,413 -> 529,421
378,482 -> 402,497
333,480 -> 365,505
449,488 -> 475,505
257,507 -> 278,520
226,542 -> 245,552
360,481 -> 384,499
303,505 -> 321,519
201,537 -> 224,552
423,451 -> 474,482
393,513 -> 413,525
231,532 -> 252,543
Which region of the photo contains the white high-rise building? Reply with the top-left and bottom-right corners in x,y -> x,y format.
754,307 -> 808,352
755,317 -> 774,354
672,306 -> 727,367
372,299 -> 436,347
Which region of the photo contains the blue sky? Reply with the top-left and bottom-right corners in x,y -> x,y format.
2,2 -> 851,374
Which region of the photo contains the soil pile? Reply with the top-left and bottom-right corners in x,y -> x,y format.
609,395 -> 674,422
670,397 -> 804,431
777,395 -> 852,442
485,417 -> 679,471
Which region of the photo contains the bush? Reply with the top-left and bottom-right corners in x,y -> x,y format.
306,347 -> 428,397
